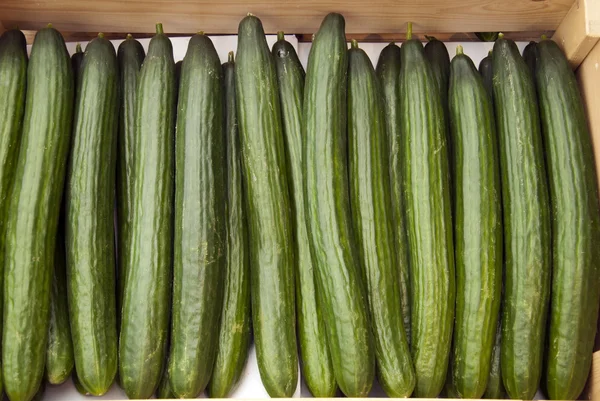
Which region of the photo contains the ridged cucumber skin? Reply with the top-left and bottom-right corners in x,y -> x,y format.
399,38 -> 455,398
118,24 -> 176,399
375,43 -> 411,345
483,320 -> 505,399
272,35 -> 337,398
523,41 -> 538,83
3,26 -> 73,401
448,50 -> 503,399
478,51 -> 493,103
65,35 -> 118,396
72,373 -> 91,396
0,29 -> 27,396
235,16 -> 298,397
348,43 -> 415,398
168,33 -> 226,398
116,35 -> 145,324
47,215 -> 74,385
208,54 -> 252,399
303,13 -> 374,397
535,39 -> 600,401
492,37 -> 551,400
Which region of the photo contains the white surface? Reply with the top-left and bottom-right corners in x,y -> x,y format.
39,35 -> 529,400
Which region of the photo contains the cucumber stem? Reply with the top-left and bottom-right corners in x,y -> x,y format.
488,49 -> 492,56
277,31 -> 285,41
425,35 -> 436,42
98,32 -> 105,39
228,51 -> 234,63
126,33 -> 133,40
47,23 -> 53,29
351,39 -> 359,49
541,34 -> 548,40
456,44 -> 464,55
75,43 -> 82,53
198,31 -> 205,35
407,22 -> 413,40
156,23 -> 164,34
498,32 -> 504,39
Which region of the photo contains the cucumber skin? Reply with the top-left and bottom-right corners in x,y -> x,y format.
118,28 -> 176,400
65,35 -> 119,396
483,320 -> 505,399
535,39 -> 600,401
478,52 -> 493,104
2,26 -> 73,401
168,34 -> 226,398
116,35 -> 145,325
399,38 -> 455,398
303,13 -> 374,397
523,41 -> 538,83
272,36 -> 337,398
448,52 -> 503,399
208,56 -> 252,399
0,29 -> 27,396
235,16 -> 298,397
375,43 -> 411,345
492,37 -> 551,400
348,44 -> 415,398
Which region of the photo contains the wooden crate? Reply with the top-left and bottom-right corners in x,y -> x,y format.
2,0 -> 600,400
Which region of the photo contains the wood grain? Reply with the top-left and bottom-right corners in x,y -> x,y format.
553,0 -> 600,68
0,0 -> 573,35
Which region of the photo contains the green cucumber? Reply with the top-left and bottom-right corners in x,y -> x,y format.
208,51 -> 252,399
65,33 -> 119,396
478,50 -> 493,103
348,39 -> 415,398
535,38 -> 600,401
235,15 -> 298,397
272,32 -> 337,398
303,13 -> 374,397
71,43 -> 83,87
424,36 -> 450,114
375,42 -> 411,344
492,34 -> 551,400
119,23 -> 176,399
116,34 -> 145,325
523,41 -> 538,82
157,366 -> 174,399
73,374 -> 91,396
2,25 -> 73,401
47,213 -> 74,385
483,321 -> 505,399
168,33 -> 226,398
0,28 -> 27,396
448,46 -> 502,399
476,32 -> 500,42
399,23 -> 454,398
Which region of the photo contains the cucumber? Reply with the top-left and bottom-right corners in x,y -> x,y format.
399,23 -> 454,398
71,43 -> 83,87
476,32 -> 499,42
448,46 -> 502,399
235,15 -> 298,397
47,213 -> 74,385
492,34 -> 551,400
535,38 -> 600,401
483,321 -> 505,399
478,50 -> 493,103
72,374 -> 91,396
375,42 -> 411,344
30,381 -> 45,401
423,36 -> 450,114
2,25 -> 73,401
116,34 -> 145,325
157,365 -> 174,399
523,41 -> 538,82
304,13 -> 374,397
208,51 -> 252,399
0,28 -> 27,396
272,32 -> 336,398
348,39 -> 415,398
119,23 -> 176,399
168,33 -> 226,398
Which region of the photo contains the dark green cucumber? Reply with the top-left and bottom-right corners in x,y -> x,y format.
348,40 -> 415,398
235,15 -> 298,397
208,51 -> 252,399
116,34 -> 145,326
71,43 -> 83,88
168,33 -> 226,398
478,50 -> 493,103
375,42 -> 411,344
272,32 -> 337,398
72,374 -> 91,396
47,214 -> 74,385
424,36 -> 450,110
535,38 -> 600,401
0,29 -> 27,397
65,33 -> 118,396
399,23 -> 454,398
2,25 -> 73,401
157,365 -> 174,399
30,381 -> 44,401
492,35 -> 551,400
448,46 -> 502,399
483,320 -> 505,399
476,32 -> 500,42
523,41 -> 538,82
304,13 -> 374,397
119,23 -> 176,399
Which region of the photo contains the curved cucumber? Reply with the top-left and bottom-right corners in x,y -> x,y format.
3,25 -> 73,401
272,33 -> 336,398
375,42 -> 411,344
492,35 -> 551,400
536,39 -> 600,401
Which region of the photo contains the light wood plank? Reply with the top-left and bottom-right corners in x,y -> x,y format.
553,0 -> 600,68
0,0 -> 573,35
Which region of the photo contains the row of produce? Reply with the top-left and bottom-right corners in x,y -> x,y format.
0,10 -> 597,401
